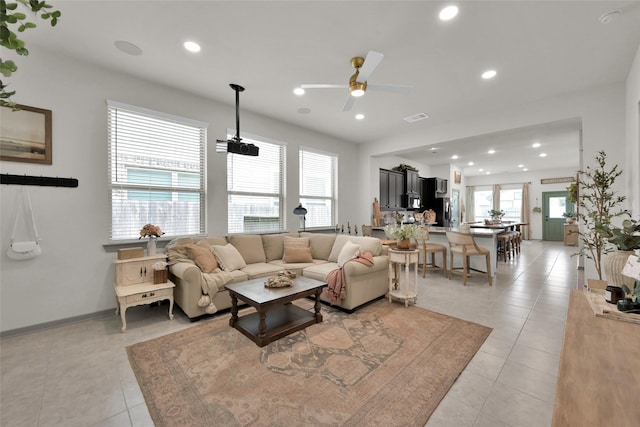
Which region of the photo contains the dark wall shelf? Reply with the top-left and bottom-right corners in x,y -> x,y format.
1,174 -> 79,188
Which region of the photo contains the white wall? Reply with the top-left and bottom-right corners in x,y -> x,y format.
0,47 -> 359,332
626,44 -> 640,216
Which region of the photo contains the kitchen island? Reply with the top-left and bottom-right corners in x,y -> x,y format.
373,226 -> 501,278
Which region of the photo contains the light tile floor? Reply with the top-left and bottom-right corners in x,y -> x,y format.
0,240 -> 578,426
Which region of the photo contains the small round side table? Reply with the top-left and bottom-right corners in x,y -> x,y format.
388,248 -> 419,307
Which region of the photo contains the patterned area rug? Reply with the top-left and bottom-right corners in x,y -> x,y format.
127,299 -> 491,426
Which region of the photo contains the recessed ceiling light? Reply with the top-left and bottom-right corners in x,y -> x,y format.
488,149 -> 496,154
468,161 -> 474,166
451,155 -> 459,159
183,41 -> 201,52
355,114 -> 365,120
297,107 -> 311,114
478,168 -> 484,172
482,70 -> 497,79
518,164 -> 524,168
486,172 -> 491,175
293,87 -> 305,95
439,5 -> 459,21
114,40 -> 143,56
539,153 -> 547,157
532,142 -> 541,148
523,168 -> 528,171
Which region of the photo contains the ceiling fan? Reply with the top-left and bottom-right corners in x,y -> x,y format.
301,51 -> 412,112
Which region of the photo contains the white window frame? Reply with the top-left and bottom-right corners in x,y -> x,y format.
107,100 -> 207,241
299,146 -> 338,229
226,131 -> 286,234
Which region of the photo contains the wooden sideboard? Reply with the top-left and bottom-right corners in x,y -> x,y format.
563,224 -> 578,246
552,289 -> 640,426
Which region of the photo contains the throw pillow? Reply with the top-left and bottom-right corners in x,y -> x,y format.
211,243 -> 247,271
282,236 -> 313,263
337,240 -> 360,267
186,244 -> 218,273
283,246 -> 313,263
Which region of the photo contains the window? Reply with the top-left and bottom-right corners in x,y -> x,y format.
473,186 -> 523,222
473,188 -> 493,222
107,100 -> 207,241
299,147 -> 337,228
499,187 -> 523,221
227,133 -> 285,233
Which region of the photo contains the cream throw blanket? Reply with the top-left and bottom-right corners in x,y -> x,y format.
197,269 -> 234,314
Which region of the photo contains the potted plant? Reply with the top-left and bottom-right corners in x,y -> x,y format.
385,223 -> 419,249
575,150 -> 627,282
603,219 -> 640,287
562,212 -> 577,224
488,209 -> 505,222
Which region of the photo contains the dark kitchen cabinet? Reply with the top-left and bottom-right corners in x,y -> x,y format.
404,169 -> 420,194
379,169 -> 404,209
423,177 -> 448,198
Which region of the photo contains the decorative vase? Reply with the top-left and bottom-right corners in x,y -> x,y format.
147,237 -> 157,256
397,239 -> 411,250
604,251 -> 635,287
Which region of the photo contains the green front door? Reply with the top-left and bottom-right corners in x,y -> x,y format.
542,191 -> 573,241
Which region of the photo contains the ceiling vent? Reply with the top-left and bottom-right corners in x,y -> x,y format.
403,112 -> 429,123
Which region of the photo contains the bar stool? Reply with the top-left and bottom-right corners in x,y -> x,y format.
497,232 -> 513,261
414,228 -> 447,277
446,231 -> 493,286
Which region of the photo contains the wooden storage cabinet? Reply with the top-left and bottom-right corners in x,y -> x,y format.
404,169 -> 420,194
113,254 -> 174,332
115,254 -> 167,286
563,224 -> 578,246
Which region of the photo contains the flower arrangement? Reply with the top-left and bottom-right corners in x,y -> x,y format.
385,223 -> 420,240
139,224 -> 164,239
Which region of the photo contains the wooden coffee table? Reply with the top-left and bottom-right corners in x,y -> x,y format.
225,276 -> 327,347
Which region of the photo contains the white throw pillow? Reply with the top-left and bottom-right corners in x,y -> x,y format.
337,240 -> 360,267
211,243 -> 247,271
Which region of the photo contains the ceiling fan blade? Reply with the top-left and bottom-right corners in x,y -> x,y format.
358,51 -> 384,82
367,84 -> 413,94
342,95 -> 356,112
301,84 -> 348,89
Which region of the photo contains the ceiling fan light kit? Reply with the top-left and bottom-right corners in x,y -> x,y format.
216,83 -> 259,156
300,50 -> 412,112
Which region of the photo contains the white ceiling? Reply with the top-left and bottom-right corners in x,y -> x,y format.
22,1 -> 640,176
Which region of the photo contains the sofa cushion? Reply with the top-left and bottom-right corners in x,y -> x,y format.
262,233 -> 300,262
302,262 -> 339,282
300,232 -> 337,260
200,236 -> 228,246
241,262 -> 285,279
228,234 -> 266,264
328,235 -> 382,262
337,240 -> 360,267
185,243 -> 218,273
212,243 -> 247,271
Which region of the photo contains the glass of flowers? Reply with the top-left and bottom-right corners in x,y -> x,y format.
139,224 -> 164,255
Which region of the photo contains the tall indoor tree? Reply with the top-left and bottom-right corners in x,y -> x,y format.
0,0 -> 61,107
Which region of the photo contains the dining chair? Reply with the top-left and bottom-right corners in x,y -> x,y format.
361,225 -> 373,237
414,228 -> 447,277
445,231 -> 493,286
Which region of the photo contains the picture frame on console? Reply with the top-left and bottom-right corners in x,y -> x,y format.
0,104 -> 52,165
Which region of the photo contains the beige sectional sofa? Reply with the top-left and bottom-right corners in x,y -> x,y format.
165,232 -> 390,320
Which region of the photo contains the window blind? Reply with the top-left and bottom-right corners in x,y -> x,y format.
227,133 -> 285,233
299,147 -> 337,228
107,100 -> 207,241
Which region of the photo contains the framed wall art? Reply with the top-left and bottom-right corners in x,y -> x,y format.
0,104 -> 52,165
454,170 -> 461,184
